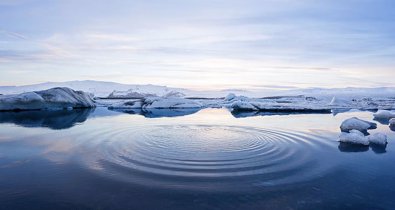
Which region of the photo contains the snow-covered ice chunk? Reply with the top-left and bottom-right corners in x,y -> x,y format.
339,130 -> 369,145
367,133 -> 388,145
329,96 -> 352,108
340,117 -> 377,132
143,97 -> 202,109
109,100 -> 143,109
224,93 -> 236,101
231,101 -> 259,111
0,92 -> 44,111
0,87 -> 95,111
35,87 -> 95,108
373,110 -> 395,119
107,97 -> 202,110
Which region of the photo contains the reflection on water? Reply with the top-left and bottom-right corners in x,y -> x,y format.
78,125 -> 335,191
374,117 -> 391,125
338,142 -> 387,154
0,109 -> 93,130
0,108 -> 395,210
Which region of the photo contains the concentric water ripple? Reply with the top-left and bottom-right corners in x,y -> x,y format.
74,124 -> 336,191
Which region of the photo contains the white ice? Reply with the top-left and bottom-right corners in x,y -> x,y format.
143,97 -> 202,109
0,87 -> 95,111
109,97 -> 202,110
329,96 -> 352,108
373,110 -> 395,119
339,130 -> 369,146
367,133 -> 388,145
340,117 -> 377,132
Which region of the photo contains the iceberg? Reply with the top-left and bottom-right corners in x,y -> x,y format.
0,87 -> 95,111
339,130 -> 369,146
329,96 -> 352,108
367,133 -> 388,145
339,130 -> 387,146
143,97 -> 202,109
109,100 -> 143,109
373,110 -> 395,119
228,95 -> 330,112
231,101 -> 259,111
108,97 -> 202,110
340,117 -> 377,133
224,93 -> 236,101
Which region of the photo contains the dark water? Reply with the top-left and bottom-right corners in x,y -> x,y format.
0,108 -> 394,210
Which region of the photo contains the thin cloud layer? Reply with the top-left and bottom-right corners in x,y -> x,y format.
0,0 -> 394,89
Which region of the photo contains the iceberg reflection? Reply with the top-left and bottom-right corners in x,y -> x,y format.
0,109 -> 93,129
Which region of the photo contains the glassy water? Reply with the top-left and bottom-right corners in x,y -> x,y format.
0,108 -> 394,210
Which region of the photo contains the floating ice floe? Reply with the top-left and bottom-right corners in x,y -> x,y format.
367,133 -> 388,145
228,94 -> 330,112
373,110 -> 395,119
340,117 -> 377,133
339,130 -> 388,146
231,101 -> 259,111
143,97 -> 202,109
224,93 -> 236,101
0,87 -> 95,111
329,96 -> 352,108
109,97 -> 202,110
339,130 -> 369,145
99,91 -> 395,112
109,100 -> 143,109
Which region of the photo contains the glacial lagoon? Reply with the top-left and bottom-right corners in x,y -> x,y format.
0,108 -> 394,209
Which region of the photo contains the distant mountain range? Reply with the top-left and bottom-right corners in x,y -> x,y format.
0,80 -> 255,98
1,80 -> 395,99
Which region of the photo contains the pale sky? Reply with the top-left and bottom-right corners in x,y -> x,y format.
1,0 -> 394,90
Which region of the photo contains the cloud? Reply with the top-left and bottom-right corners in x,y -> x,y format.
0,30 -> 27,40
0,0 -> 394,88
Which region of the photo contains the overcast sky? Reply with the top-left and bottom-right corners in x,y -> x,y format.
1,0 -> 394,90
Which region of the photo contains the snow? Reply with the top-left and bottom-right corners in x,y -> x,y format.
143,97 -> 202,109
373,110 -> 395,119
108,100 -> 143,109
2,80 -> 395,100
339,130 -> 388,146
107,88 -> 186,99
0,87 -> 95,111
224,93 -> 236,101
231,101 -> 259,111
0,80 -> 189,98
228,95 -> 330,112
1,81 -> 395,111
108,97 -> 202,110
329,96 -> 352,108
340,117 -> 377,133
339,130 -> 369,146
104,93 -> 394,112
367,133 -> 388,145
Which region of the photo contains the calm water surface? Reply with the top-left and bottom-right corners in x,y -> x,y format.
0,108 -> 394,210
